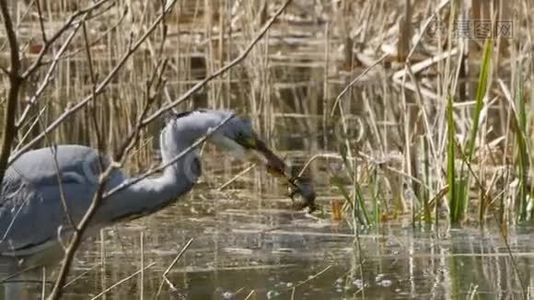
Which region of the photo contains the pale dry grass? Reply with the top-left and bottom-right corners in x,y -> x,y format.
0,0 -> 532,229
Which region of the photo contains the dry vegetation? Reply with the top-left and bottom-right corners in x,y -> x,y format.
1,0 -> 533,221
0,0 -> 533,296
1,1 -> 533,221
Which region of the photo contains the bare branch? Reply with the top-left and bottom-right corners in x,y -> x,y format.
46,6 -> 177,297
37,3 -> 128,67
50,144 -> 77,230
0,0 -> 23,188
34,0 -> 47,43
21,0 -> 112,78
142,0 -> 293,126
11,0 -> 291,165
9,0 -> 178,165
19,1 -> 292,298
16,18 -> 85,129
47,113 -> 232,299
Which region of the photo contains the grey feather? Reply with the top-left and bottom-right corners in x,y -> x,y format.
0,110 -> 249,260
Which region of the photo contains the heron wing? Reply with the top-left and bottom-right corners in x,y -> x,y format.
0,145 -> 125,255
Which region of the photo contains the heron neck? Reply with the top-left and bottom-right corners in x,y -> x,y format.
162,149 -> 201,190
99,118 -> 213,223
102,154 -> 199,223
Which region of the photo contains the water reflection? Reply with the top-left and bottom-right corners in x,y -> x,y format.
2,190 -> 533,299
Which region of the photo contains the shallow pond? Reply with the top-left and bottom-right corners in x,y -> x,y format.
3,185 -> 532,299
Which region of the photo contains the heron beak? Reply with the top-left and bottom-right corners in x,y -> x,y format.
239,136 -> 287,177
238,135 -> 317,211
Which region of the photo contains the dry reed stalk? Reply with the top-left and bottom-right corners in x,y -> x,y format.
139,231 -> 144,300
397,0 -> 411,62
89,262 -> 156,300
155,238 -> 193,297
99,229 -> 106,300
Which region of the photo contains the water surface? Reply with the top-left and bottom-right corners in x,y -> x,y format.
5,187 -> 527,299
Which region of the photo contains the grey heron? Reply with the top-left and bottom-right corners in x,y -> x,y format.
0,109 -> 312,270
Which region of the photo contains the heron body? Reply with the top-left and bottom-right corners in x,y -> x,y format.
0,110 -> 280,266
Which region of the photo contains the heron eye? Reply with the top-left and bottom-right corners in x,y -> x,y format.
235,131 -> 249,144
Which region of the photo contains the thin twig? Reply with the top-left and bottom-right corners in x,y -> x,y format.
293,265 -> 332,289
0,265 -> 40,284
62,263 -> 101,288
20,0 -> 112,78
244,290 -> 255,300
46,6 -> 178,297
41,267 -> 46,299
89,262 -> 156,300
0,0 -> 23,188
155,238 -> 194,297
217,163 -> 256,191
51,144 -> 77,230
139,231 -> 144,300
329,53 -> 388,116
142,0 -> 293,125
9,0 -> 179,165
16,18 -> 85,128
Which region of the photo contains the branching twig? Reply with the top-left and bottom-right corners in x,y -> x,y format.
9,0 -> 292,166
9,0 -> 178,165
45,64 -> 167,300
16,17 -> 86,129
142,0 -> 293,125
36,4 -> 128,67
46,3 -> 179,297
47,113 -> 231,299
5,1 -> 294,298
21,0 -> 111,78
0,0 -> 23,189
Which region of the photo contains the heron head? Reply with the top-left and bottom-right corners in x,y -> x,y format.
167,110 -> 315,209
210,114 -> 287,176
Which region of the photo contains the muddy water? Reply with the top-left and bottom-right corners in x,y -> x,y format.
5,189 -> 522,299
0,149 -> 531,299
0,156 -> 532,300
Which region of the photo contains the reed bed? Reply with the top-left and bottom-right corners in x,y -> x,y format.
1,0 -> 533,225
1,0 -> 534,297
